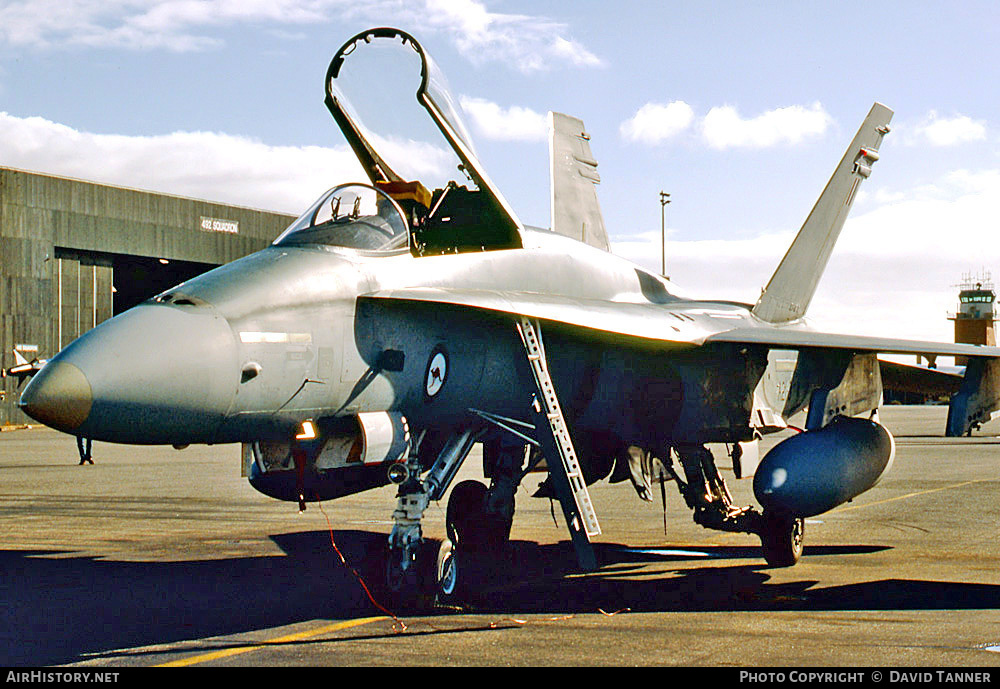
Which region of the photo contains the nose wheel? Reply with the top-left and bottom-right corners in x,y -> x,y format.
384,539 -> 437,611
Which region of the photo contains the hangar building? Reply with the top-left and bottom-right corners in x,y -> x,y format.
0,167 -> 296,426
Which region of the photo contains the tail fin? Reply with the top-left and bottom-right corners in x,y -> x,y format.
13,349 -> 28,366
752,103 -> 893,323
549,112 -> 611,252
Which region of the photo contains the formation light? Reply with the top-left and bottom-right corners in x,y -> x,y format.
296,420 -> 317,440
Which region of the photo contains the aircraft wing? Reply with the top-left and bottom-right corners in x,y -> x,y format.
363,287 -> 1000,360
362,287 -> 704,347
363,288 -> 1000,437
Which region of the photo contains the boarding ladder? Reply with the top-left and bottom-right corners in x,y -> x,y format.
516,316 -> 600,570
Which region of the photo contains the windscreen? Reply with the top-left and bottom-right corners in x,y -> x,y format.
273,184 -> 409,252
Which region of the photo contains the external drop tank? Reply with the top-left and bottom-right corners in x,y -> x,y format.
753,416 -> 895,517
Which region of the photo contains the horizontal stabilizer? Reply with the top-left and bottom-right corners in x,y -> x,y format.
753,103 -> 893,323
707,325 -> 1000,359
947,358 -> 1000,437
549,112 -> 611,252
879,359 -> 964,397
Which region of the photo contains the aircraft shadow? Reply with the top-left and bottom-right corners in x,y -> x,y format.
0,531 -> 388,667
465,539 -> 1000,616
1,529 -> 996,666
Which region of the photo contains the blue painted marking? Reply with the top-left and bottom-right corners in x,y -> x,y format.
616,547 -> 710,558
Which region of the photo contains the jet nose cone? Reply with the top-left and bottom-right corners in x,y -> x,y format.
19,362 -> 93,432
22,303 -> 239,444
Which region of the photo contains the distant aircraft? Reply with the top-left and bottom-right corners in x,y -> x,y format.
18,28 -> 1000,607
3,349 -> 48,384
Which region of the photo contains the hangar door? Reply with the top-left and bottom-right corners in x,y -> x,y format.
55,249 -> 217,350
55,250 -> 113,351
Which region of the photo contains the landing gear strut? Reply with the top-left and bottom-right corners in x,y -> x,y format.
385,451 -> 435,609
670,443 -> 804,567
384,429 -> 478,609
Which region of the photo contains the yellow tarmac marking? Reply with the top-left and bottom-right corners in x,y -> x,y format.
154,616 -> 388,667
833,479 -> 992,513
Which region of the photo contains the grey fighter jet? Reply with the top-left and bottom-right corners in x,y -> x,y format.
19,28 -> 1000,606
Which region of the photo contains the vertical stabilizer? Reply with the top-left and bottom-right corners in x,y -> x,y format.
752,103 -> 892,323
549,112 -> 611,252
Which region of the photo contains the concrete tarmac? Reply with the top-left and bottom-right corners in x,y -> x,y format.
3,406 -> 1000,667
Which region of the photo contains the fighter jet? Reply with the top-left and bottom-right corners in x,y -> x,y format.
19,28 -> 1000,607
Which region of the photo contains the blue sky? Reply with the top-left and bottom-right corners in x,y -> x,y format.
2,1 -> 1000,346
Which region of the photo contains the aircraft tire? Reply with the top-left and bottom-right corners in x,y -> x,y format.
436,538 -> 487,606
436,538 -> 464,603
384,540 -> 437,612
760,511 -> 804,567
446,480 -> 489,548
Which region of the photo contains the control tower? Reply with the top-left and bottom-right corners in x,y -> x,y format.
949,271 -> 996,365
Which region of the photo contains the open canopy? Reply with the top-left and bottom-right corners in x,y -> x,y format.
324,27 -> 522,255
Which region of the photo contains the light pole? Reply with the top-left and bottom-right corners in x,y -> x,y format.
659,191 -> 670,277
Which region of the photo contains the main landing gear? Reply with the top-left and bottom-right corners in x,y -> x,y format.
384,317 -> 602,609
670,443 -> 804,567
384,430 -> 520,609
759,509 -> 804,567
435,477 -> 512,603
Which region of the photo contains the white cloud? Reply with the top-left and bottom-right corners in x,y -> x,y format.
611,168 -> 1000,344
904,111 -> 987,147
0,0 -> 330,52
0,111 -> 460,211
419,0 -> 602,72
0,111 -> 366,213
619,101 -> 695,144
364,132 -> 457,188
458,97 -> 547,142
620,101 -> 833,149
701,102 -> 833,150
548,35 -> 604,69
0,0 -> 603,72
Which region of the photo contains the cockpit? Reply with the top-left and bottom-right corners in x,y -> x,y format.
298,27 -> 523,258
273,183 -> 410,253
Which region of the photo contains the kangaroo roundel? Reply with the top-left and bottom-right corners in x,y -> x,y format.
424,346 -> 448,398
